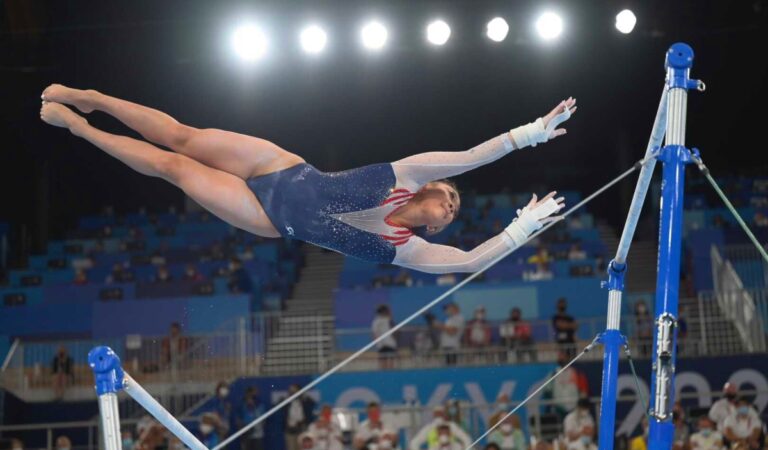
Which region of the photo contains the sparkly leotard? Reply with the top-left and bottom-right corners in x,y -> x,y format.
246,133 -> 523,273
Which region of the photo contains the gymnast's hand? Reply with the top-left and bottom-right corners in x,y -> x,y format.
504,191 -> 566,246
542,97 -> 577,140
522,191 -> 566,225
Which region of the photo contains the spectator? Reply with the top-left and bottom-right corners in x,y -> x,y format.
309,405 -> 343,450
566,426 -> 597,450
629,418 -> 649,450
228,258 -> 253,293
633,300 -> 653,357
564,398 -> 595,443
106,262 -> 135,284
488,394 -> 511,429
51,346 -> 73,400
69,265 -> 87,284
429,424 -> 463,450
237,387 -> 265,450
552,298 -> 578,357
753,211 -> 768,227
154,265 -> 173,283
393,269 -> 414,287
161,322 -> 189,373
438,303 -> 465,365
9,438 -> 24,450
545,352 -> 582,418
299,432 -> 316,450
524,262 -> 554,281
55,436 -> 72,450
372,304 -> 397,368
500,308 -> 536,362
183,263 -> 205,282
121,429 -> 135,450
354,402 -> 397,450
285,384 -> 316,450
528,247 -> 553,265
673,408 -> 690,450
465,306 -> 492,348
723,398 -> 762,450
410,405 -> 471,450
199,412 -> 227,449
690,417 -> 723,450
709,383 -> 739,432
445,400 -> 468,432
485,444 -> 501,450
211,381 -> 232,435
567,244 -> 587,261
488,414 -> 526,450
436,273 -> 457,286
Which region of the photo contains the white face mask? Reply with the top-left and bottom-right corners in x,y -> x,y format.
439,435 -> 450,445
500,424 -> 513,434
200,423 -> 214,434
219,387 -> 229,397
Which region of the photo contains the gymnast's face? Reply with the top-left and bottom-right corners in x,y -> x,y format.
420,182 -> 460,230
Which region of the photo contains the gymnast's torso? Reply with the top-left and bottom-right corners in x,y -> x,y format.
246,162 -> 418,263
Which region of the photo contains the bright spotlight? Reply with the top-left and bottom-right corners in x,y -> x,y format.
535,12 -> 563,40
486,17 -> 509,42
300,25 -> 327,54
361,21 -> 388,50
427,20 -> 451,46
232,24 -> 267,61
615,9 -> 637,34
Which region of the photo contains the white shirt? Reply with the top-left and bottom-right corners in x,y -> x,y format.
723,411 -> 762,439
288,399 -> 305,428
564,410 -> 595,438
440,314 -> 465,349
689,431 -> 723,450
372,315 -> 397,350
355,420 -> 395,447
708,399 -> 735,431
566,440 -> 597,450
428,441 -> 464,450
309,422 -> 343,450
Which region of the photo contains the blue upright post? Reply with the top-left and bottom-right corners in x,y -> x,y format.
648,43 -> 702,450
89,346 -> 125,450
597,261 -> 627,450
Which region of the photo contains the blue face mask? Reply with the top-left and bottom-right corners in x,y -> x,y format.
122,438 -> 134,449
580,436 -> 592,446
700,429 -> 712,437
738,406 -> 750,415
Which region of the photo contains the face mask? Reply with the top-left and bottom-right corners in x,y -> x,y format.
219,387 -> 229,397
200,423 -> 214,435
580,437 -> 592,446
122,439 -> 134,448
475,313 -> 485,320
380,440 -> 392,450
497,403 -> 509,412
500,424 -> 513,434
700,429 -> 712,437
738,406 -> 750,415
439,435 -> 450,445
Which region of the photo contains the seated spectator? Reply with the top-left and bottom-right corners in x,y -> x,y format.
154,265 -> 173,283
465,306 -> 492,348
55,436 -> 72,450
690,417 -> 723,450
199,412 -> 227,449
566,426 -> 597,450
723,398 -> 762,450
73,268 -> 88,285
488,394 -> 511,429
410,405 -> 471,450
299,432 -> 316,450
183,263 -> 205,282
309,405 -> 343,450
52,346 -> 73,400
121,429 -> 135,450
237,387 -> 265,450
629,418 -> 649,450
567,244 -> 587,261
500,308 -> 536,362
354,402 -> 397,450
228,258 -> 253,293
528,246 -> 553,265
753,211 -> 768,227
445,400 -> 468,432
436,273 -> 457,286
709,383 -> 738,432
524,262 -> 553,281
372,305 -> 397,369
564,398 -> 595,444
429,424 -> 463,450
488,414 -> 526,450
106,262 -> 135,284
633,300 -> 653,357
393,269 -> 414,287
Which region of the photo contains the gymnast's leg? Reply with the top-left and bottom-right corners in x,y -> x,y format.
40,102 -> 281,238
41,84 -> 304,180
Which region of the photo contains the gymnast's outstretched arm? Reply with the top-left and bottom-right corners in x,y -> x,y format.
393,193 -> 565,274
392,98 -> 576,188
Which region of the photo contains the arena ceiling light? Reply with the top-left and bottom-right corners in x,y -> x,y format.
361,21 -> 388,51
615,9 -> 637,34
486,17 -> 509,42
426,20 -> 451,46
232,24 -> 267,61
535,11 -> 563,41
300,25 -> 328,54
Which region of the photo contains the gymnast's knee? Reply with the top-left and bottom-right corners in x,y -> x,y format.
166,124 -> 197,151
154,152 -> 187,182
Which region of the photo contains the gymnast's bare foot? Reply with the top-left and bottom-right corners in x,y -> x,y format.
40,102 -> 88,134
41,84 -> 99,114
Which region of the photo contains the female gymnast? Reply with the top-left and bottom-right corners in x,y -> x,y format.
40,85 -> 576,274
